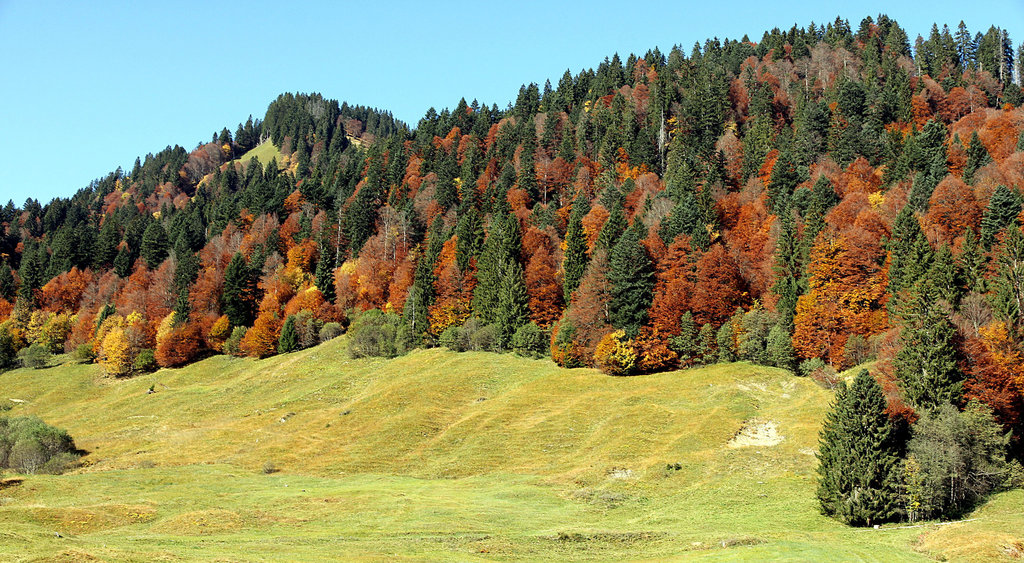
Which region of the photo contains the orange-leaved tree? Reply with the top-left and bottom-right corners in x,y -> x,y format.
792,230 -> 889,365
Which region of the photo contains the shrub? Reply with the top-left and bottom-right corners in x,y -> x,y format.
902,401 -> 1009,522
17,343 -> 51,369
467,322 -> 499,353
438,325 -> 465,352
72,343 -> 96,363
798,357 -> 828,377
512,323 -> 546,358
207,315 -> 232,352
594,330 -> 638,375
293,310 -> 321,350
0,327 -> 16,371
319,322 -> 343,343
842,334 -> 873,368
765,323 -> 797,372
550,320 -> 586,368
133,348 -> 158,373
347,310 -> 403,359
0,416 -> 80,474
223,326 -> 247,356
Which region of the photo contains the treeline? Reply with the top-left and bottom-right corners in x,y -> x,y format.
0,14 -> 1023,500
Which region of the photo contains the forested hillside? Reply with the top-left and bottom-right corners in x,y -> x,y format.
1,16 -> 1023,461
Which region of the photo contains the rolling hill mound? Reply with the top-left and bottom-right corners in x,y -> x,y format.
0,340 -> 1021,561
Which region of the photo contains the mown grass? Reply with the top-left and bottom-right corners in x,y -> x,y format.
235,140 -> 282,169
0,338 -> 1020,561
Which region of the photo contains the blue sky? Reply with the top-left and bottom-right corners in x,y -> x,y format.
0,0 -> 1021,207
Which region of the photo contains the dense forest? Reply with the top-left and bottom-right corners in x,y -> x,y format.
1,15 -> 1023,521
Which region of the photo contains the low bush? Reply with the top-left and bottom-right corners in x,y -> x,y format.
223,326 -> 247,356
133,348 -> 158,373
17,343 -> 51,369
512,323 -> 547,358
0,416 -> 81,474
319,322 -> 343,343
438,325 -> 465,352
347,310 -> 403,359
72,343 -> 96,363
467,322 -> 499,353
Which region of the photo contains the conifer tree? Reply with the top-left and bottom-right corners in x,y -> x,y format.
803,175 -> 838,242
278,315 -> 299,353
518,123 -> 539,200
113,246 -> 132,278
959,228 -> 987,294
773,211 -> 804,324
17,242 -> 46,304
895,281 -> 963,412
408,217 -> 446,339
766,148 -> 798,213
817,369 -> 903,526
888,207 -> 933,305
980,185 -> 1023,249
93,219 -> 120,269
496,261 -> 530,349
315,243 -> 336,304
455,208 -> 484,273
562,214 -> 589,303
928,243 -> 961,306
669,311 -> 698,365
596,196 -> 626,251
223,252 -> 257,328
990,224 -> 1024,336
140,221 -> 170,269
474,212 -> 520,323
0,259 -> 15,302
697,322 -> 717,365
659,190 -> 702,245
962,132 -> 992,185
608,225 -> 654,337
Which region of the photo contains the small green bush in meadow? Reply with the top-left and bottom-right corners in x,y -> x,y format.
0,416 -> 80,474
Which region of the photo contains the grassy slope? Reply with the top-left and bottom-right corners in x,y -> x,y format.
0,339 -> 1020,561
235,140 -> 282,168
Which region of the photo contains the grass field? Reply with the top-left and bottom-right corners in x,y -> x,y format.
0,338 -> 1021,561
235,140 -> 283,169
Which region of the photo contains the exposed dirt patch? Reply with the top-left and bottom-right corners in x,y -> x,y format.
728,419 -> 783,448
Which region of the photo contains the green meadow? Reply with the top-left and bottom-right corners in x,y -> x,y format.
0,338 -> 1020,561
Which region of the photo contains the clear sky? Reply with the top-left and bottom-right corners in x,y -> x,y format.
1,0 -> 1021,207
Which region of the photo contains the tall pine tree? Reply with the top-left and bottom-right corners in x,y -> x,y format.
222,252 -> 257,328
894,281 -> 962,412
817,369 -> 904,526
608,225 -> 654,337
562,214 -> 589,304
